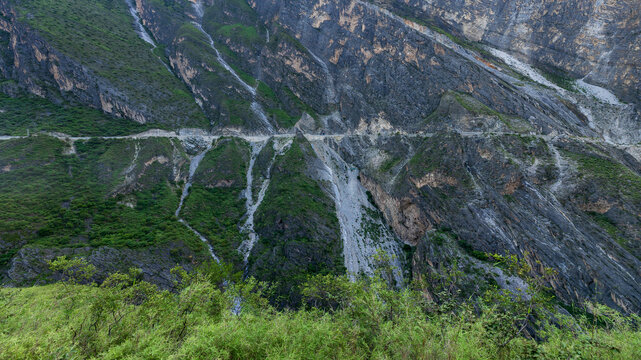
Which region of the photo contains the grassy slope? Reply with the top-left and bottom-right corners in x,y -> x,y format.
173,22 -> 256,128
13,0 -> 206,128
180,138 -> 250,267
0,136 -> 203,270
201,0 -> 318,129
0,92 -> 153,136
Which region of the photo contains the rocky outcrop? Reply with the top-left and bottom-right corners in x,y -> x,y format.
0,4 -> 108,114
250,0 -> 629,138
335,129 -> 641,313
6,242 -> 204,289
360,174 -> 429,246
387,0 -> 641,107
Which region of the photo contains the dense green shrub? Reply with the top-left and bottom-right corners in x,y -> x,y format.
1,257 -> 639,359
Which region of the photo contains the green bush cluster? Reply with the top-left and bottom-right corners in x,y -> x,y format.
567,151 -> 641,202
0,136 -> 205,265
251,138 -> 344,306
0,256 -> 639,359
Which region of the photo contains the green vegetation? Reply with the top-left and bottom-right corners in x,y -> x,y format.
541,69 -> 577,92
220,98 -> 254,126
380,154 -> 402,173
0,92 -> 153,136
255,138 -> 338,230
267,25 -> 310,55
566,151 -> 641,202
199,0 -> 320,130
15,0 -> 205,127
174,23 -> 256,128
407,134 -> 472,190
0,136 -> 205,269
453,92 -> 503,117
265,108 -> 297,128
203,0 -> 265,48
215,23 -> 261,46
257,82 -> 317,129
181,139 -> 250,267
252,137 -> 344,306
451,91 -> 529,132
284,87 -> 319,120
1,257 -> 640,359
257,81 -> 279,103
588,212 -> 628,248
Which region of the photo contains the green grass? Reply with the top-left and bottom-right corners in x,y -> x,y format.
220,99 -> 254,126
215,23 -> 261,45
451,91 -> 529,132
268,25 -> 310,55
567,151 -> 641,202
255,138 -> 338,228
198,1 -> 319,130
174,23 -> 258,128
257,82 -> 317,129
379,155 -> 402,173
284,87 -> 319,120
251,137 -> 344,305
588,212 -> 629,248
266,108 -> 298,128
0,136 -> 204,263
405,134 -> 474,191
0,92 -> 154,136
257,81 -> 279,103
203,0 -> 264,47
15,0 -> 205,127
453,92 -> 502,117
541,69 -> 577,92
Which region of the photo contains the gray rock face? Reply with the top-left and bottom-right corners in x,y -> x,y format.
6,243 -> 202,289
336,130 -> 641,313
378,0 -> 641,111
248,0 -> 638,142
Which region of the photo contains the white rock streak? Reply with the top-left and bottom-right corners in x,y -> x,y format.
238,138 -> 293,265
190,1 -> 274,133
548,142 -> 569,195
576,79 -> 622,106
126,0 -> 155,47
122,140 -> 140,186
304,45 -> 338,105
310,140 -> 403,285
175,143 -> 221,262
486,48 -> 563,92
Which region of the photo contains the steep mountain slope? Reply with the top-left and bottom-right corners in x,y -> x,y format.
0,0 -> 640,311
0,0 -> 206,127
0,135 -> 208,288
377,0 -> 641,109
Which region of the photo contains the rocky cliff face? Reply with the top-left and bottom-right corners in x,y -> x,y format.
376,0 -> 641,113
340,129 -> 641,313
